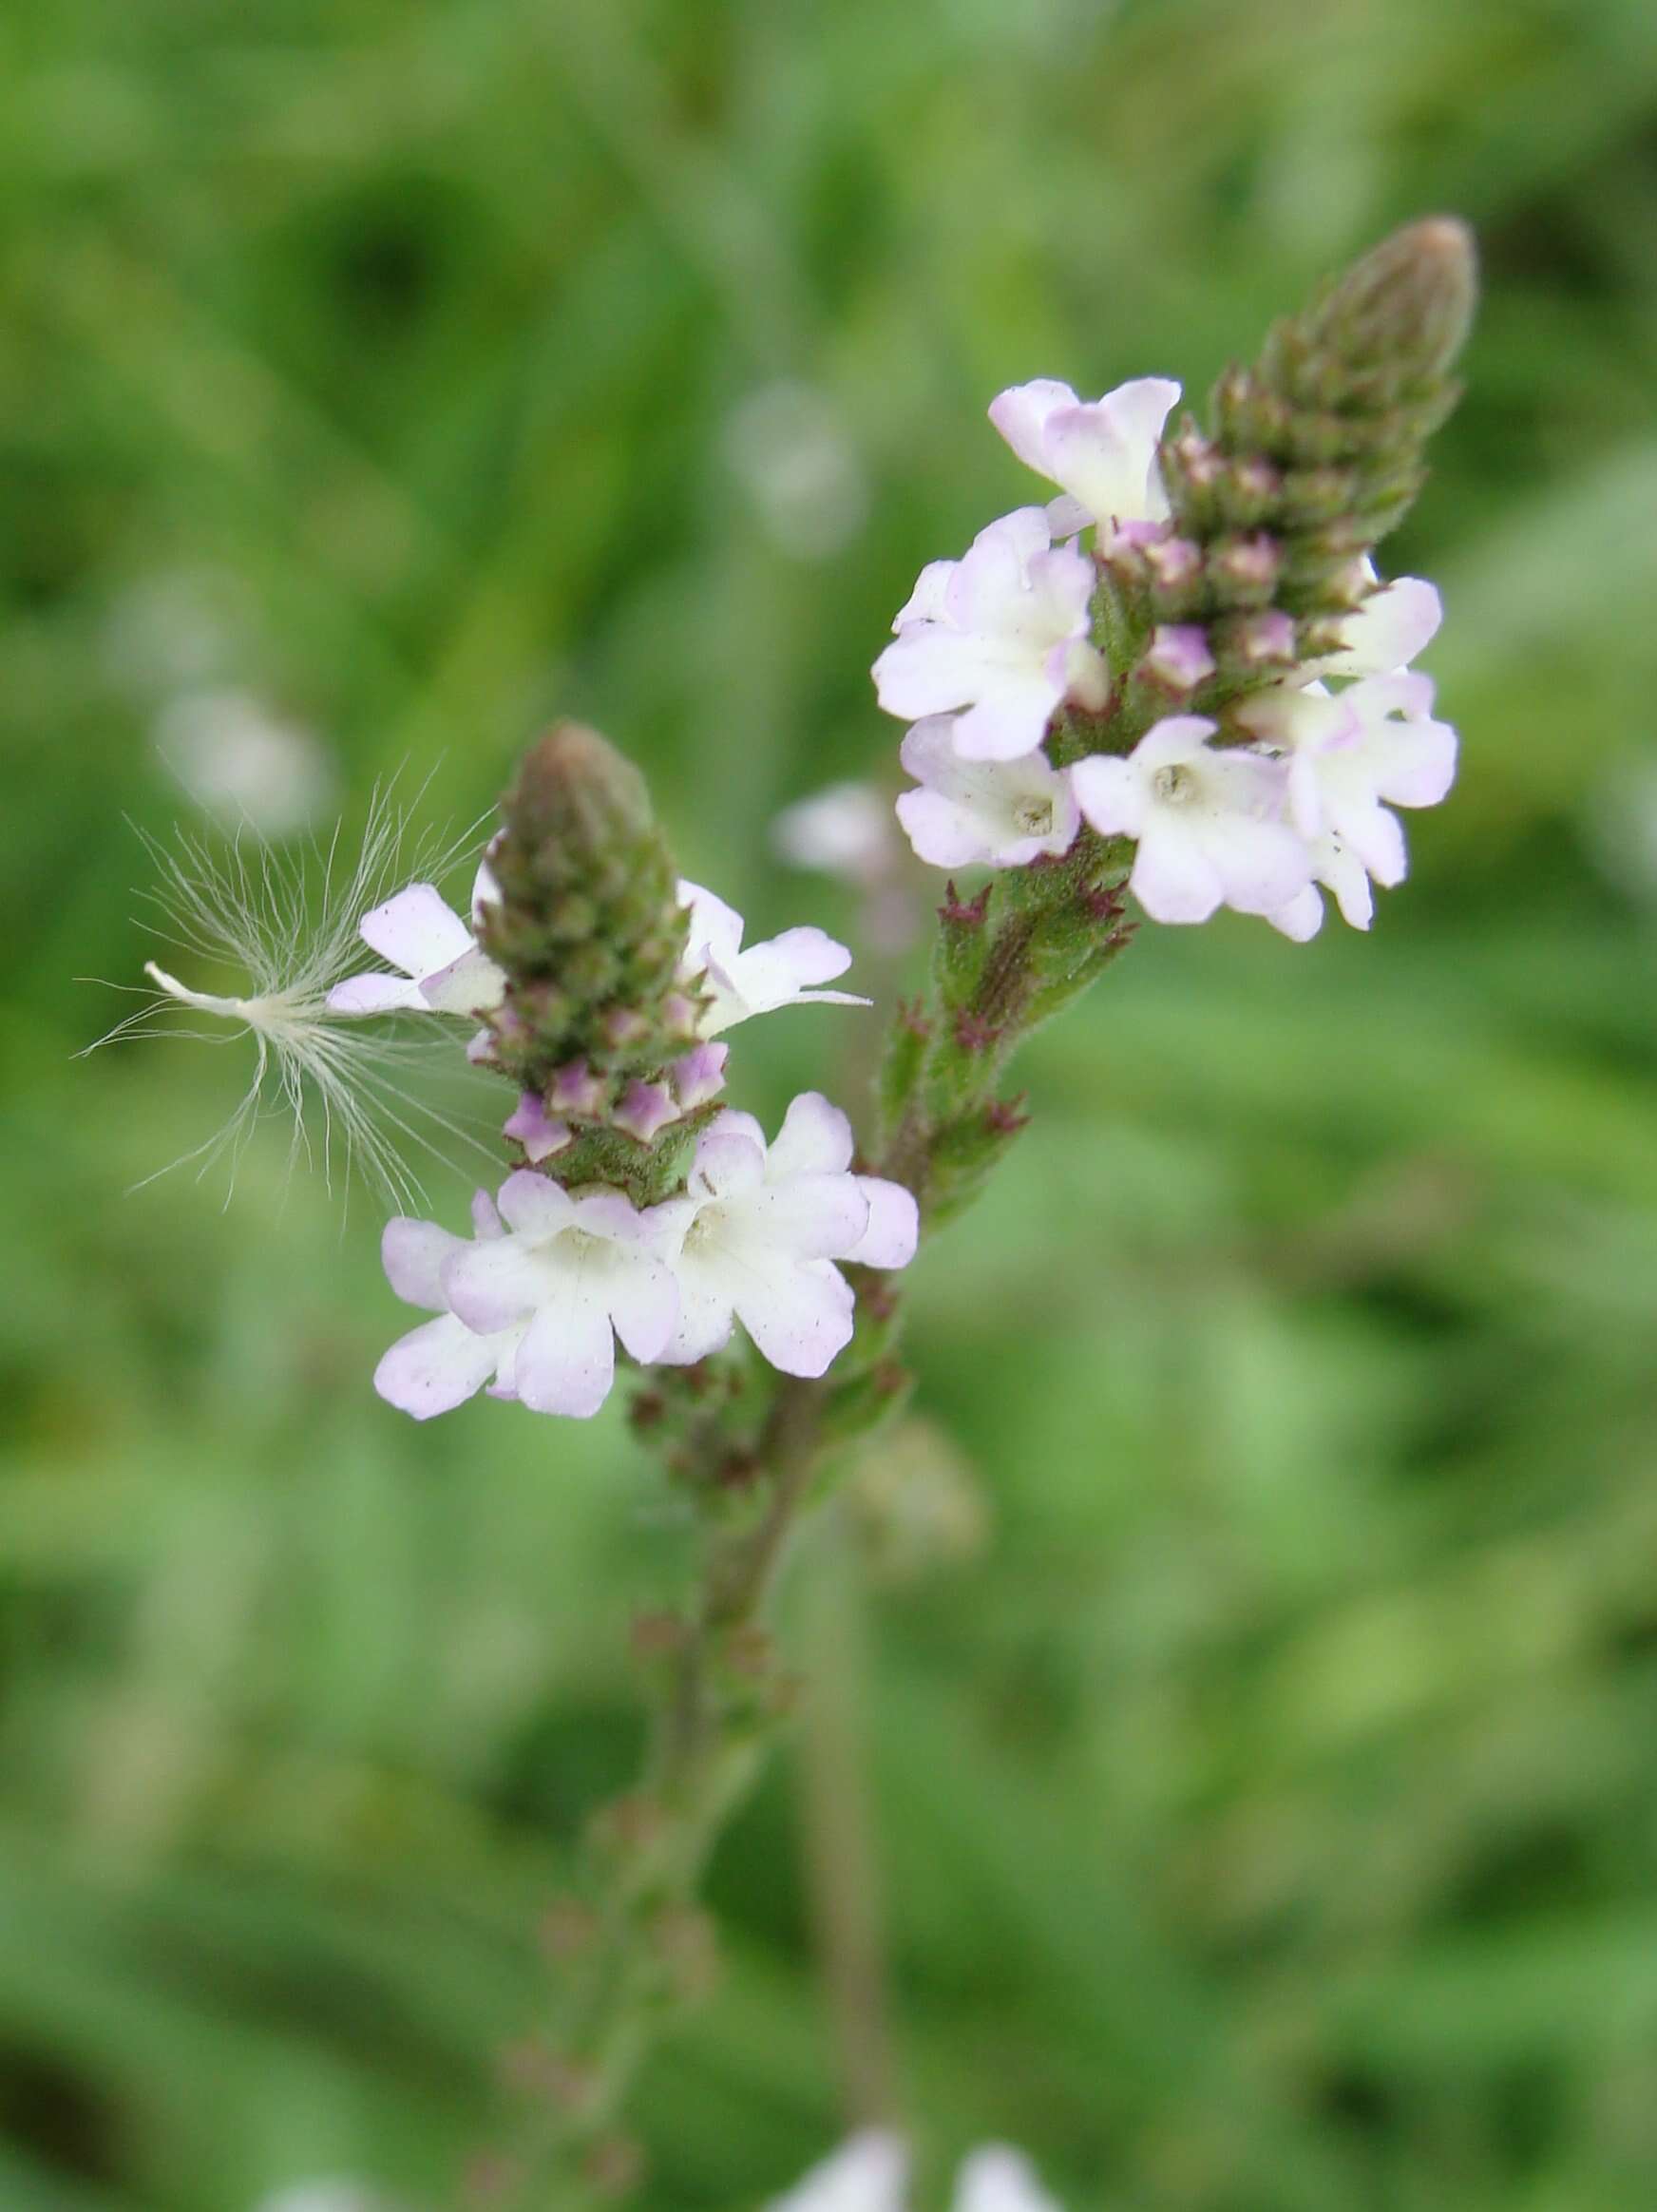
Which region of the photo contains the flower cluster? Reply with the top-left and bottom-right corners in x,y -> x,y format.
876,378 -> 1457,937
332,848 -> 913,1419
375,1092 -> 915,1421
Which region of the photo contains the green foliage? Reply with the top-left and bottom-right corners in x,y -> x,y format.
5,0 -> 1657,2207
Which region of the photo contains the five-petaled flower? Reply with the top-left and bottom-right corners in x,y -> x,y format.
1071,715 -> 1312,925
328,868 -> 505,1018
872,508 -> 1105,762
895,716 -> 1079,870
658,1094 -> 917,1378
1235,576 -> 1457,906
679,880 -> 869,1034
988,374 -> 1182,542
379,1173 -> 682,1421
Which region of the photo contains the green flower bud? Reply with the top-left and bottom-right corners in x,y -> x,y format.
480,723 -> 698,1101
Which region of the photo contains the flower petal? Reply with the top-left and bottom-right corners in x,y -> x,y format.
418,945 -> 506,1016
768,1091 -> 855,1178
326,971 -> 428,1015
381,1216 -> 460,1310
442,1238 -> 553,1335
494,1169 -> 577,1239
986,378 -> 1080,473
514,1291 -> 616,1420
849,1176 -> 919,1268
357,883 -> 474,977
606,1255 -> 680,1364
1129,822 -> 1226,924
747,1174 -> 871,1262
374,1314 -> 505,1421
1329,576 -> 1442,676
736,1256 -> 856,1378
1070,754 -> 1143,838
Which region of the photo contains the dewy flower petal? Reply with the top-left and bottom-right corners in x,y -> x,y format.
872,508 -> 1100,762
660,1095 -> 915,1378
678,880 -> 869,1035
988,375 -> 1181,540
1071,715 -> 1312,925
895,716 -> 1079,869
328,878 -> 505,1019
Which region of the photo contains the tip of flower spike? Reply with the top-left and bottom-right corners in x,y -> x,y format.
504,722 -> 656,851
1312,216 -> 1478,381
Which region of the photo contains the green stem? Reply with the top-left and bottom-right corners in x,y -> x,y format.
480,849 -> 1131,2208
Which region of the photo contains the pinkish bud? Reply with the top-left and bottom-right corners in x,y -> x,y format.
1143,623 -> 1216,692
1113,516 -> 1171,552
600,1005 -> 651,1050
1212,534 -> 1280,596
1234,609 -> 1298,663
614,1079 -> 678,1144
661,989 -> 701,1039
1144,535 -> 1203,588
549,1059 -> 610,1117
672,1040 -> 729,1110
504,1093 -> 573,1164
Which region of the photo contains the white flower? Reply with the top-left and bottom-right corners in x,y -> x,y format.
659,1095 -> 918,1378
679,881 -> 869,1036
772,781 -> 897,883
1235,671 -> 1457,889
434,1172 -> 682,1420
895,716 -> 1078,869
1316,573 -> 1442,679
328,866 -> 505,1018
373,1190 -> 527,1420
988,375 -> 1182,540
769,2134 -> 1060,2212
872,507 -> 1103,763
1266,832 -> 1375,940
1070,715 -> 1312,925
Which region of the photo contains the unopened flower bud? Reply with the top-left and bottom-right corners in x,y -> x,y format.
1142,624 -> 1215,693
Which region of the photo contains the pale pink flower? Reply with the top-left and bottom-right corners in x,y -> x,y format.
658,1095 -> 917,1378
895,716 -> 1078,869
1266,833 -> 1376,940
1235,673 -> 1457,888
872,508 -> 1103,762
988,374 -> 1181,540
433,1173 -> 681,1420
678,881 -> 868,1036
328,865 -> 504,1018
373,1192 -> 525,1420
1071,715 -> 1311,925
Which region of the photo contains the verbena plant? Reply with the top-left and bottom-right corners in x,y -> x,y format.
108,219 -> 1475,2212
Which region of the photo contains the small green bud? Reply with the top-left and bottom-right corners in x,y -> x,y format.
481,722 -> 695,1101
1154,216 -> 1477,655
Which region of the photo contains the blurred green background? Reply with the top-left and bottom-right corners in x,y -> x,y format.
6,0 -> 1657,2206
